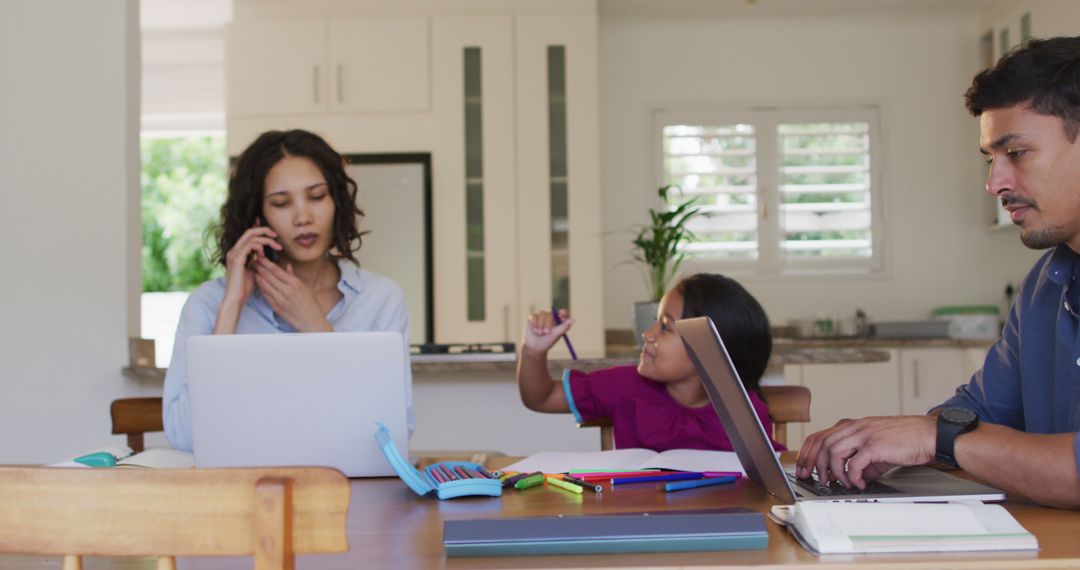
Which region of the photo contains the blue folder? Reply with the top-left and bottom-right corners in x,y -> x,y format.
444,507 -> 767,557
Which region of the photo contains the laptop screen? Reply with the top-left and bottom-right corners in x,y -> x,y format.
675,317 -> 798,503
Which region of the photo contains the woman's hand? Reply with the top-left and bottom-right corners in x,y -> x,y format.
215,226 -> 283,334
522,309 -> 574,356
252,257 -> 332,332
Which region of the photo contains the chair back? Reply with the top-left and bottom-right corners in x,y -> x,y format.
110,397 -> 164,452
0,466 -> 349,570
578,384 -> 811,450
759,385 -> 811,448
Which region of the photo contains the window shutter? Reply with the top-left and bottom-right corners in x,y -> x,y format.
777,122 -> 873,260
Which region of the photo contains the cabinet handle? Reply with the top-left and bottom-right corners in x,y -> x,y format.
313,65 -> 320,104
913,359 -> 920,398
337,64 -> 344,103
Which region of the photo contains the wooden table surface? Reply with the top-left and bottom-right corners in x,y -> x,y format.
2,462 -> 1079,569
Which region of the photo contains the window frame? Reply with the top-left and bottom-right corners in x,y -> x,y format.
652,104 -> 887,277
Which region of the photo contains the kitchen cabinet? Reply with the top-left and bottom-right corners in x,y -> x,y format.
224,7 -> 603,353
227,18 -> 429,117
514,13 -> 603,358
899,348 -> 965,415
785,353 -> 900,449
430,13 -> 603,355
785,345 -> 988,449
431,15 -> 518,345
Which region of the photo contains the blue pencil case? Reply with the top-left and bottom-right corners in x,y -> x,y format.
374,422 -> 502,500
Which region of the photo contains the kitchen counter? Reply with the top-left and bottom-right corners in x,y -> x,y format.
123,343 -> 893,382
774,337 -> 996,349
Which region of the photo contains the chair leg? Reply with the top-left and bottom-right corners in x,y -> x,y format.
600,426 -> 614,451
156,556 -> 176,570
127,433 -> 145,453
62,555 -> 82,570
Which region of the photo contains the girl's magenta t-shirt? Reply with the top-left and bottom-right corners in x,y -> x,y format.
564,365 -> 784,452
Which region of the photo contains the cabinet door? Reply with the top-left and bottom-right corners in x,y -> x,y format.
788,352 -> 900,449
431,16 -> 518,343
328,18 -> 430,113
227,20 -> 326,116
515,13 -> 604,358
899,348 -> 965,415
962,345 -> 991,382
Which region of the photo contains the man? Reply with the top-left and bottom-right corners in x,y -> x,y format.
796,36 -> 1080,509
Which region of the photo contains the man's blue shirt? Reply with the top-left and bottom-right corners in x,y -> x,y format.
940,244 -> 1080,475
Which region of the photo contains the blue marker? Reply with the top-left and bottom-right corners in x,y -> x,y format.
551,308 -> 578,360
664,475 -> 738,492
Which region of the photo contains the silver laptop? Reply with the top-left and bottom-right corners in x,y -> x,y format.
187,332 -> 409,477
675,317 -> 1005,503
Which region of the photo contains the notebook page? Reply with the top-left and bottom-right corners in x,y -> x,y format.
639,449 -> 747,474
500,449 -> 659,473
116,448 -> 195,469
807,502 -> 988,536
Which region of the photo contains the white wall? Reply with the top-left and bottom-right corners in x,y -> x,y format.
0,0 -> 141,463
598,11 -> 1042,331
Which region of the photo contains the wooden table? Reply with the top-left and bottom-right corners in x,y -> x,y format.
2,464 -> 1078,570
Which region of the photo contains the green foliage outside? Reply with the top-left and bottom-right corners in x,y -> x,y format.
142,136 -> 227,292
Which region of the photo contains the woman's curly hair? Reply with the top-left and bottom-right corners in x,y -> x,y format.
214,129 -> 364,266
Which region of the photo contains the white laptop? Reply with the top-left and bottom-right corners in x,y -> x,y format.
675,317 -> 1005,503
187,332 -> 409,477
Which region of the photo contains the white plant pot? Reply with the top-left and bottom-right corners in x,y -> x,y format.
632,301 -> 660,348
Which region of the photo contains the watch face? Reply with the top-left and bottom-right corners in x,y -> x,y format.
942,407 -> 976,424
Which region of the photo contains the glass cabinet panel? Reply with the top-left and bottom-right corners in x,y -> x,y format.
547,46 -> 570,310
463,47 -> 485,320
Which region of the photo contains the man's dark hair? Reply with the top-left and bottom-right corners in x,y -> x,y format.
215,129 -> 365,266
965,36 -> 1080,141
676,273 -> 772,392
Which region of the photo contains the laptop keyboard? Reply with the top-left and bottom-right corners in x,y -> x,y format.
787,473 -> 900,496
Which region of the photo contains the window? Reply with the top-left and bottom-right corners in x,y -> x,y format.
141,133 -> 227,365
656,106 -> 884,275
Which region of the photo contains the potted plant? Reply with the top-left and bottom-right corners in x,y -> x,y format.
630,185 -> 700,343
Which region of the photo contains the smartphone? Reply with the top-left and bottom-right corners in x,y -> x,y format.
258,216 -> 279,262
263,242 -> 280,262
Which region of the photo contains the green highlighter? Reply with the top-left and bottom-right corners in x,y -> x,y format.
73,452 -> 118,468
514,472 -> 545,490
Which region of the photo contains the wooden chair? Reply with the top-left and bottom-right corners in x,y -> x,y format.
0,466 -> 349,570
578,385 -> 812,450
110,396 -> 164,452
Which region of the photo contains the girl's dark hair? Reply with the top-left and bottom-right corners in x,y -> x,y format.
965,36 -> 1080,142
215,129 -> 364,266
676,273 -> 772,392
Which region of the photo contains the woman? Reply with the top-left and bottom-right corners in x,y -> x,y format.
163,129 -> 411,452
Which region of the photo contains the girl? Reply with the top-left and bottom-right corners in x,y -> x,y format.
517,273 -> 780,451
163,129 -> 411,452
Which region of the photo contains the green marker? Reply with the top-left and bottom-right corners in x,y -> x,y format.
514,472 -> 545,490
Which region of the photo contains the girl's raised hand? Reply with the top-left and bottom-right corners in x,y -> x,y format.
522,309 -> 574,355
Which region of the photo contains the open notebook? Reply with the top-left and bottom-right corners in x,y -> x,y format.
501,448 -> 747,475
770,502 -> 1037,554
50,445 -> 194,469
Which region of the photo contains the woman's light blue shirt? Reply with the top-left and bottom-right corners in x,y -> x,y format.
163,259 -> 413,452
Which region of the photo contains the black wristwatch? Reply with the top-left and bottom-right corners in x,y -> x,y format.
935,407 -> 979,468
